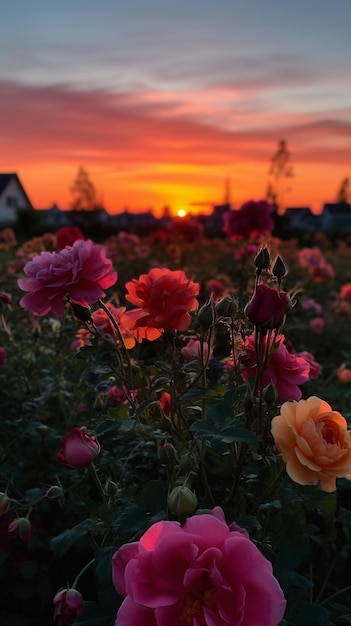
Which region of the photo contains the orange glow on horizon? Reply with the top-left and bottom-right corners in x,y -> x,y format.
17,159 -> 346,218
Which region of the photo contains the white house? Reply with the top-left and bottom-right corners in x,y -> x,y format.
0,173 -> 32,226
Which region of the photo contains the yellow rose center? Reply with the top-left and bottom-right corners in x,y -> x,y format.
180,575 -> 217,625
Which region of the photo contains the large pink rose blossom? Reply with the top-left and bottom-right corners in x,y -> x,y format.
112,507 -> 286,626
241,332 -> 310,402
224,200 -> 274,241
124,268 -> 199,336
18,239 -> 117,317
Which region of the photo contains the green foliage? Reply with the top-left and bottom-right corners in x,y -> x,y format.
1,231 -> 351,624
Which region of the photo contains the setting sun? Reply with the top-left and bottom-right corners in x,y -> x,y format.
177,208 -> 188,218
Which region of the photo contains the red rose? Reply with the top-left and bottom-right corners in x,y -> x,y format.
224,200 -> 274,240
56,427 -> 100,468
245,284 -> 290,329
55,226 -> 84,250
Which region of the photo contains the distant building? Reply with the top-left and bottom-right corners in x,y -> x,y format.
284,203 -> 351,236
321,203 -> 351,235
284,207 -> 323,233
0,173 -> 32,226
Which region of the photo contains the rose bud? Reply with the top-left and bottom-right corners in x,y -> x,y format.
0,492 -> 9,515
196,300 -> 215,330
167,485 -> 198,518
244,284 -> 290,330
215,296 -> 237,318
56,427 -> 100,468
254,247 -> 270,273
70,302 -> 93,322
53,588 -> 84,626
8,517 -> 31,539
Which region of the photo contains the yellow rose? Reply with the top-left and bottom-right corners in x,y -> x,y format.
271,396 -> 351,492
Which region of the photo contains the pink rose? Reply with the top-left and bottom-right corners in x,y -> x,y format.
241,332 -> 310,402
18,239 -> 117,317
337,368 -> 351,384
112,506 -> 286,626
56,427 -> 100,468
297,351 -> 322,379
104,385 -> 138,407
224,200 -> 274,240
245,284 -> 290,330
55,226 -> 84,250
205,279 -> 225,299
309,317 -> 325,334
181,339 -> 211,362
53,588 -> 84,626
124,268 -> 199,334
0,291 -> 12,306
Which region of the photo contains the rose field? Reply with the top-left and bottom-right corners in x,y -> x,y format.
2,203 -> 351,626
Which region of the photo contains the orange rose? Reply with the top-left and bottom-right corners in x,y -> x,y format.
124,268 -> 199,334
271,396 -> 351,492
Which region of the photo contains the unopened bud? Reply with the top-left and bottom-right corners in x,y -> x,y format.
272,256 -> 287,281
159,443 -> 177,465
104,479 -> 119,497
167,486 -> 198,518
197,301 -> 214,330
254,247 -> 270,272
8,517 -> 31,539
0,492 -> 9,515
215,296 -> 237,318
71,302 -> 93,321
46,486 -> 64,500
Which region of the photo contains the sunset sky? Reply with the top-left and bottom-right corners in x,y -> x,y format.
1,0 -> 350,216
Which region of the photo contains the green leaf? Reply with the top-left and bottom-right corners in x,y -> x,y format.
95,547 -> 116,586
50,519 -> 92,557
189,419 -> 217,438
95,420 -> 120,436
113,505 -> 148,536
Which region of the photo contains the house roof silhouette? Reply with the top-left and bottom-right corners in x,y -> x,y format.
0,173 -> 32,207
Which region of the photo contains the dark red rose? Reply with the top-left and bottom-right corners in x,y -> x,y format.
245,284 -> 290,329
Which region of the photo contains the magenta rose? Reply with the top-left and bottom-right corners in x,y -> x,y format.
112,506 -> 286,626
0,347 -> 6,367
241,332 -> 311,402
224,200 -> 274,240
18,239 -> 117,317
245,284 -> 290,330
53,588 -> 84,626
56,427 -> 100,468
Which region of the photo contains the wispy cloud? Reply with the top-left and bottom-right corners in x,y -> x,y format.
0,79 -> 349,212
